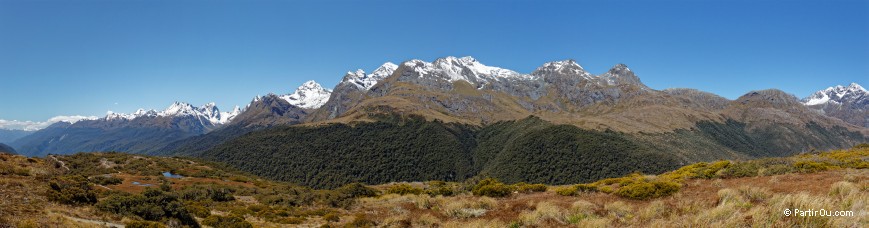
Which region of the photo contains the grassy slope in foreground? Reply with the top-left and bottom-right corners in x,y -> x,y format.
0,145 -> 867,227
351,144 -> 869,227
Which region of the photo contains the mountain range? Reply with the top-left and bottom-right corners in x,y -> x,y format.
0,143 -> 15,154
802,83 -> 868,128
0,129 -> 31,144
7,56 -> 867,188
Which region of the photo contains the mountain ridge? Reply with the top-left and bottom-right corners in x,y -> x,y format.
802,83 -> 868,128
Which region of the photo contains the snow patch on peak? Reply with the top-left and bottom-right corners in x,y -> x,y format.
403,56 -> 529,84
159,102 -> 197,117
342,62 -> 398,90
610,63 -> 630,72
107,108 -> 158,120
372,62 -> 398,77
105,101 -> 237,125
532,59 -> 591,79
802,82 -> 867,106
538,59 -> 584,70
803,92 -> 832,106
219,106 -> 242,124
280,80 -> 332,109
847,82 -> 866,92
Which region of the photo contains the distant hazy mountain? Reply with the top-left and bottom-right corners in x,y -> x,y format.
11,102 -> 239,157
0,143 -> 16,154
0,129 -> 32,144
802,83 -> 868,128
155,81 -> 330,156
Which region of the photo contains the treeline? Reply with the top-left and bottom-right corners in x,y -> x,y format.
200,115 -> 683,189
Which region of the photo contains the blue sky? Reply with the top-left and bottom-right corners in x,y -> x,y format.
1,0 -> 867,125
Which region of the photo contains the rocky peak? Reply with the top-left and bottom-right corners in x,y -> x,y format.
531,59 -> 592,79
341,62 -> 398,90
601,63 -> 643,86
737,89 -> 803,108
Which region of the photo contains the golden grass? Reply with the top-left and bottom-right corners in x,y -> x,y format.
341,168 -> 867,227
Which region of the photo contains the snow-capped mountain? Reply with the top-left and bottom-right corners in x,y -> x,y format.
802,83 -> 868,128
341,62 -> 398,90
531,59 -> 592,80
802,83 -> 867,106
402,56 -> 532,84
280,80 -> 332,109
106,102 -> 241,125
10,101 -> 243,156
395,56 -> 644,89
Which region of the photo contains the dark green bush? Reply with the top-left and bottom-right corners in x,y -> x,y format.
178,185 -> 235,202
47,175 -> 97,206
96,188 -> 197,226
90,175 -> 123,185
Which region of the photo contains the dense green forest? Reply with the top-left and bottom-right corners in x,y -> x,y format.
200,115 -> 684,189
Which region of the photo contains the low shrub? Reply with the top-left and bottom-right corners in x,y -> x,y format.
320,183 -> 379,207
348,213 -> 377,227
425,181 -> 458,196
273,217 -> 304,224
47,175 -> 98,206
703,161 -> 731,178
721,161 -> 760,178
614,180 -> 680,200
555,186 -> 577,196
385,183 -> 423,195
90,175 -> 123,185
202,215 -> 253,228
471,178 -> 514,197
178,185 -> 235,202
186,203 -> 210,218
125,220 -> 165,228
513,182 -> 547,193
96,188 -> 197,226
794,161 -> 831,173
336,183 -> 379,198
323,212 -> 341,222
574,183 -> 598,193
